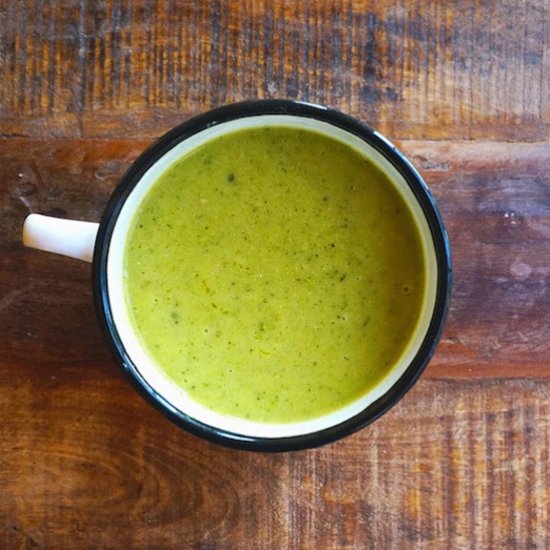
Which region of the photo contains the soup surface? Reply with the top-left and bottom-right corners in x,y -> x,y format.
124,126 -> 425,423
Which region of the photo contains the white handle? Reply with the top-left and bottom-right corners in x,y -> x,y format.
22,214 -> 99,263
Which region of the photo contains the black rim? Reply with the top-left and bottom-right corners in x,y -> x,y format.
92,100 -> 452,452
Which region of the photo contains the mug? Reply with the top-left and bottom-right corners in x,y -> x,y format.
22,100 -> 451,451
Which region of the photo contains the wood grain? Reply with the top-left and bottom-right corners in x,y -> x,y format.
1,0 -> 549,547
288,379 -> 550,549
398,141 -> 550,379
0,0 -> 548,140
0,360 -> 290,548
0,375 -> 548,548
1,139 -> 549,378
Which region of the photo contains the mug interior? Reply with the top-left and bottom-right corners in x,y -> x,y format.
106,114 -> 438,439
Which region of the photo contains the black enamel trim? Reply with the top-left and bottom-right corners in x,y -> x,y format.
92,99 -> 452,452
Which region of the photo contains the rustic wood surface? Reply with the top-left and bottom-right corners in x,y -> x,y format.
1,0 -> 549,548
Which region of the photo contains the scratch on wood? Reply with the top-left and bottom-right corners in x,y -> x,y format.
0,285 -> 34,313
74,0 -> 87,135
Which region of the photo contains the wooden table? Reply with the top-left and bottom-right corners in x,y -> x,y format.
1,1 -> 549,548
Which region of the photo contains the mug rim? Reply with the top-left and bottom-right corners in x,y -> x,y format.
92,99 -> 452,452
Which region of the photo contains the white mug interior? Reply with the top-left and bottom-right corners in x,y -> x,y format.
107,115 -> 438,439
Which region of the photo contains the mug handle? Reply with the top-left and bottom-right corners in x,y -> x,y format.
22,214 -> 99,263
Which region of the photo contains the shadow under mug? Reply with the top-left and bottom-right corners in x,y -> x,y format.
23,100 -> 451,452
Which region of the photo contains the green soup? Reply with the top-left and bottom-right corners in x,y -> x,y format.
124,126 -> 425,423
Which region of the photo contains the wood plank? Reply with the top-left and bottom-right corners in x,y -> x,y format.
0,0 -> 549,140
0,376 -> 548,547
398,141 -> 550,379
1,138 -> 549,379
0,361 -> 291,549
288,379 -> 550,549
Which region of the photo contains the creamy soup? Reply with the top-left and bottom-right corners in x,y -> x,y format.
123,126 -> 425,423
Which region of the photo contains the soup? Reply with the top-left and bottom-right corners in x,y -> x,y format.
123,126 -> 425,423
